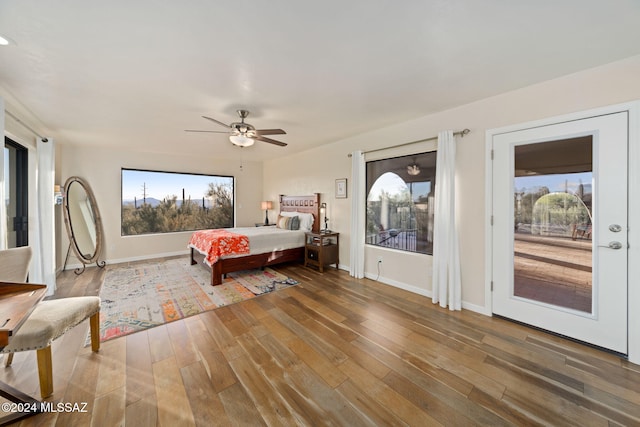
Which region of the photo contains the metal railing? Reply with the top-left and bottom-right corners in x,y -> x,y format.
366,229 -> 418,252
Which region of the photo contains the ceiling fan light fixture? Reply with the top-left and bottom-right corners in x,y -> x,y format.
0,34 -> 13,45
407,164 -> 421,176
229,134 -> 255,147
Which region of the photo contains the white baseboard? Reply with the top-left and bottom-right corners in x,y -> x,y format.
462,301 -> 491,316
58,256 -> 492,317
365,272 -> 431,298
363,272 -> 490,316
60,250 -> 190,272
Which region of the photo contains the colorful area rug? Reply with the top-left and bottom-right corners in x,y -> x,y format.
91,257 -> 298,343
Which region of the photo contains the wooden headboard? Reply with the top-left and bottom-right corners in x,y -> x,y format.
279,194 -> 321,233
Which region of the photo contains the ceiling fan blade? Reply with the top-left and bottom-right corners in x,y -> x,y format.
254,128 -> 286,136
255,135 -> 287,147
202,115 -> 231,129
184,129 -> 229,133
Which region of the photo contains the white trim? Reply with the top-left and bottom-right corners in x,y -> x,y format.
627,100 -> 640,365
486,100 -> 640,364
62,250 -> 190,271
462,301 -> 491,316
0,98 -> 5,249
365,272 -> 431,297
64,255 -> 354,275
484,129 -> 494,315
363,271 -> 490,315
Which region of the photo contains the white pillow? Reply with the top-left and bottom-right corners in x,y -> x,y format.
279,210 -> 314,230
296,212 -> 314,231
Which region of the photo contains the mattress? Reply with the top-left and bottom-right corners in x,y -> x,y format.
189,226 -> 305,266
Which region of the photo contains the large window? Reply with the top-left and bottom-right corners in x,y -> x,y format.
121,168 -> 234,236
366,151 -> 436,254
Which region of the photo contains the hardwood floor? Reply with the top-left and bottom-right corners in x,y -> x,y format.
2,258 -> 639,426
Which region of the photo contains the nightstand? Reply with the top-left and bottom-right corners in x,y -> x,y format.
255,223 -> 276,227
304,231 -> 339,272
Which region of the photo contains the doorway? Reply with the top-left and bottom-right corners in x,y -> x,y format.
490,112 -> 628,354
4,137 -> 28,248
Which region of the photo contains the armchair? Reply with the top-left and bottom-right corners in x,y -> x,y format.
0,246 -> 101,398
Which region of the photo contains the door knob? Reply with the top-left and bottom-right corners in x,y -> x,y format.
609,224 -> 622,232
598,241 -> 622,250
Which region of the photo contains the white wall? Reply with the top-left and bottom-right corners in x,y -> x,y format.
57,144 -> 265,267
264,54 -> 640,311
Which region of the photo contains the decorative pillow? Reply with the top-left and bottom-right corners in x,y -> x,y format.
278,211 -> 313,230
288,216 -> 300,230
277,215 -> 290,229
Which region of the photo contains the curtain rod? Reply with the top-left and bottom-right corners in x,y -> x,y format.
4,109 -> 48,141
348,128 -> 470,157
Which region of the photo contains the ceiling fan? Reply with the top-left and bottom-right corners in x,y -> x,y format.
185,109 -> 287,147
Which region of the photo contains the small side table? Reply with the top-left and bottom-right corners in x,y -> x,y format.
304,231 -> 339,272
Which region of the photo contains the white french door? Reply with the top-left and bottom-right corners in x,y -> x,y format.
491,112 -> 628,354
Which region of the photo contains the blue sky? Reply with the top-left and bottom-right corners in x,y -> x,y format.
368,172 -> 432,202
121,169 -> 232,201
515,172 -> 592,195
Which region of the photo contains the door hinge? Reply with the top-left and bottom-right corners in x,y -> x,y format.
490,215 -> 494,226
491,149 -> 494,160
491,281 -> 494,291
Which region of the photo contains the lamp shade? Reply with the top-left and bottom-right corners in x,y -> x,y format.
261,201 -> 272,210
229,134 -> 255,147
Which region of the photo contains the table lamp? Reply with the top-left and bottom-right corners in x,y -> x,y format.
320,203 -> 329,232
261,201 -> 273,225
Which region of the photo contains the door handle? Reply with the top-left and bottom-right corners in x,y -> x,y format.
598,241 -> 623,250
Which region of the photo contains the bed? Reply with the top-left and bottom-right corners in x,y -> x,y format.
189,194 -> 320,286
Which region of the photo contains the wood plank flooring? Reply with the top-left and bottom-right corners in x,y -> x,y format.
2,258 -> 639,426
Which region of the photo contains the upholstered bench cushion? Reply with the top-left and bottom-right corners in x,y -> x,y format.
1,296 -> 100,352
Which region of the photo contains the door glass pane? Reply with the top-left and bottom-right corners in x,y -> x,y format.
4,138 -> 29,248
513,136 -> 593,313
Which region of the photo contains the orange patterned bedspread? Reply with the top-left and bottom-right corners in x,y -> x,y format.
188,229 -> 250,266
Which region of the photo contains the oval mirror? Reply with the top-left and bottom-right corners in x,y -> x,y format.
62,176 -> 106,274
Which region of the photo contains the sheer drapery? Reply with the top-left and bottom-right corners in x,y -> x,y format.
350,150 -> 365,278
31,137 -> 56,295
0,99 -> 6,249
432,130 -> 461,310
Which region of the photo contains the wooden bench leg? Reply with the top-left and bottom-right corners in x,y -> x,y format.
36,346 -> 53,398
90,312 -> 100,352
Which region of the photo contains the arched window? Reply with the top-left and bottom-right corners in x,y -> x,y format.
365,152 -> 436,254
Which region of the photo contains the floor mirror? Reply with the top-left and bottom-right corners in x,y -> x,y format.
62,176 -> 106,274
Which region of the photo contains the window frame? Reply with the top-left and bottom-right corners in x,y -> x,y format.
120,168 -> 235,236
365,150 -> 437,255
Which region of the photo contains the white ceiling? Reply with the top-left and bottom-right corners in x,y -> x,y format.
2,1 -> 640,162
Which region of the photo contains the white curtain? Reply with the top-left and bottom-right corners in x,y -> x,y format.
349,150 -> 365,278
31,137 -> 56,295
432,130 -> 461,310
0,99 -> 6,249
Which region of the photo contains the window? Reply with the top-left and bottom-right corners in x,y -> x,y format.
366,152 -> 436,254
121,168 -> 234,236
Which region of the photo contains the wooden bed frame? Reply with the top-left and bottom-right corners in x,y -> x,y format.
190,193 -> 320,286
